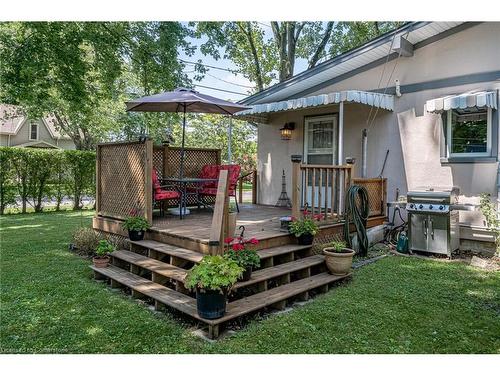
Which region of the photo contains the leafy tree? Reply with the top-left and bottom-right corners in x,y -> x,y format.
192,22 -> 335,91
0,22 -> 193,149
192,21 -> 404,92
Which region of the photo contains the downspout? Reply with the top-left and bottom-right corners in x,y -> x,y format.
496,90 -> 500,215
361,128 -> 367,178
339,101 -> 344,213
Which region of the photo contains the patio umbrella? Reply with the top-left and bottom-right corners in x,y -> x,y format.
126,87 -> 249,179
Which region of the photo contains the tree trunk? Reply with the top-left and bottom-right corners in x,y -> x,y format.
240,22 -> 265,92
308,22 -> 335,69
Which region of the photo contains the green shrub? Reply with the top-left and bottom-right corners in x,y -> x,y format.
185,255 -> 243,292
0,147 -> 96,214
72,227 -> 102,256
324,240 -> 348,252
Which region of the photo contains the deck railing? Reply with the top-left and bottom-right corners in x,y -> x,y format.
291,155 -> 353,222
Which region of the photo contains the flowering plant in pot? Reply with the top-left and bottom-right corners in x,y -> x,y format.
288,209 -> 322,245
185,255 -> 243,319
322,240 -> 355,275
223,236 -> 260,281
122,210 -> 151,241
93,240 -> 116,268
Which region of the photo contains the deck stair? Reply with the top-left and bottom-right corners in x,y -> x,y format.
91,238 -> 351,339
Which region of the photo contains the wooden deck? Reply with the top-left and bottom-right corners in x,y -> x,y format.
152,204 -> 291,242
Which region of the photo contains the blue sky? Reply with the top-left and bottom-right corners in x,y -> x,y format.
179,22 -> 310,102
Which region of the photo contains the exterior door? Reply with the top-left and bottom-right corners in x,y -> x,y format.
303,115 -> 338,208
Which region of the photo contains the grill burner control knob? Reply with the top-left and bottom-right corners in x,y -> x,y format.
439,205 -> 444,210
410,204 -> 414,209
429,205 -> 433,209
419,204 -> 423,209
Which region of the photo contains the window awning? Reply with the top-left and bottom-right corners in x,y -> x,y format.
235,90 -> 394,124
426,91 -> 497,113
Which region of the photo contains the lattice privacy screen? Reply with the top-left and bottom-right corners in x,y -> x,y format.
352,178 -> 387,217
97,141 -> 148,220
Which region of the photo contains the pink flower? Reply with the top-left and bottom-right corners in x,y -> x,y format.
232,243 -> 244,251
224,237 -> 234,244
248,238 -> 259,245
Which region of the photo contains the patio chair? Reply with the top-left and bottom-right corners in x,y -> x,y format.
152,169 -> 181,217
198,164 -> 241,212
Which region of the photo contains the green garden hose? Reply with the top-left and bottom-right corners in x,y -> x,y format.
343,185 -> 370,257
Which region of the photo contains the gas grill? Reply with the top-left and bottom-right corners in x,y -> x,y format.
406,187 -> 460,257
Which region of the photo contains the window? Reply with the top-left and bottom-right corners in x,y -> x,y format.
304,115 -> 338,165
446,108 -> 492,158
29,121 -> 38,140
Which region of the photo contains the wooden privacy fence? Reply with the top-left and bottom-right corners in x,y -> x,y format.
96,140 -> 153,223
96,140 -> 223,224
291,155 -> 353,221
352,177 -> 387,217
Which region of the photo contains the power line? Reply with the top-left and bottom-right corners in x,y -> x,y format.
205,71 -> 254,89
193,83 -> 247,96
180,59 -> 243,75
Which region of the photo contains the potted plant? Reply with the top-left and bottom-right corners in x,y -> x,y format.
322,240 -> 355,275
289,210 -> 322,245
185,255 -> 243,319
227,203 -> 238,237
224,236 -> 260,281
93,239 -> 116,268
122,215 -> 151,241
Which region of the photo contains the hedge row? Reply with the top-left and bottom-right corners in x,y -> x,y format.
0,147 -> 95,214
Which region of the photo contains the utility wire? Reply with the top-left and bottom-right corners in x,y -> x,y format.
192,83 -> 247,96
180,59 -> 244,75
205,71 -> 254,89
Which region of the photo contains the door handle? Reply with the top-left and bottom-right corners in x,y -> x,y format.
429,218 -> 434,239
423,218 -> 428,237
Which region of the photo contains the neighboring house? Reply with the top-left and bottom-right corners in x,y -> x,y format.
237,22 -> 500,248
0,104 -> 76,149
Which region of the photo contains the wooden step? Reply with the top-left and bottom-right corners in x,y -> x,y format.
233,255 -> 325,290
91,265 -> 200,318
112,250 -> 187,283
257,244 -> 312,260
212,272 -> 349,325
129,239 -> 204,263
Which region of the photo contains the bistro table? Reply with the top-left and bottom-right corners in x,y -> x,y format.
161,177 -> 218,219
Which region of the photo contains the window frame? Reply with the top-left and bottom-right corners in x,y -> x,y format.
29,121 -> 39,141
445,107 -> 492,159
303,114 -> 339,165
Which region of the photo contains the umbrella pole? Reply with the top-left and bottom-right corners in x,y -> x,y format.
180,104 -> 186,179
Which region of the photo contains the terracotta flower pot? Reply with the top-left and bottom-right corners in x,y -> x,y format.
297,233 -> 314,245
323,248 -> 355,275
93,256 -> 110,268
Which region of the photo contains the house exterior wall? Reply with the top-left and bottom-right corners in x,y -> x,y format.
0,118 -> 76,149
256,22 -> 500,230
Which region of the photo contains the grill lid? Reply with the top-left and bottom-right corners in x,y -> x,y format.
407,186 -> 459,203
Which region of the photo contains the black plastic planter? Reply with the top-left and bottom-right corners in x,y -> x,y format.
128,229 -> 145,241
196,288 -> 227,319
297,233 -> 314,245
239,267 -> 252,281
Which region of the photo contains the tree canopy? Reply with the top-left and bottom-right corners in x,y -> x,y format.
0,22 -> 193,149
191,21 -> 404,92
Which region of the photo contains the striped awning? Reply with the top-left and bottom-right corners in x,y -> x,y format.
235,90 -> 394,123
426,91 -> 497,113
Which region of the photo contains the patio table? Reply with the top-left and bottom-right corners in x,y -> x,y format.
161,177 -> 218,219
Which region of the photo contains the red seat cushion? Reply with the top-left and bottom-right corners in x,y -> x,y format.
220,165 -> 241,189
199,165 -> 221,188
155,190 -> 180,200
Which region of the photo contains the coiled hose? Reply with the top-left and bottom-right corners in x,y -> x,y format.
343,185 -> 370,257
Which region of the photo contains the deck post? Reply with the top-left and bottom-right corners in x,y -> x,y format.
291,155 -> 302,219
145,139 -> 153,224
252,170 -> 257,205
209,169 -> 229,255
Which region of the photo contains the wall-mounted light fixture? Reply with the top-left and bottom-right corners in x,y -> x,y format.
280,122 -> 295,140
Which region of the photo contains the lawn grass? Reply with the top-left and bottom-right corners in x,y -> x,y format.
1,211 -> 498,353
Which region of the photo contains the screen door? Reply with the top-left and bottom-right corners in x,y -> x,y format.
303,115 -> 338,208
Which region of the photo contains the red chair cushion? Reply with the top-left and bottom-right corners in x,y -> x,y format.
220,165 -> 241,189
152,169 -> 162,192
155,190 -> 180,200
199,165 -> 221,188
